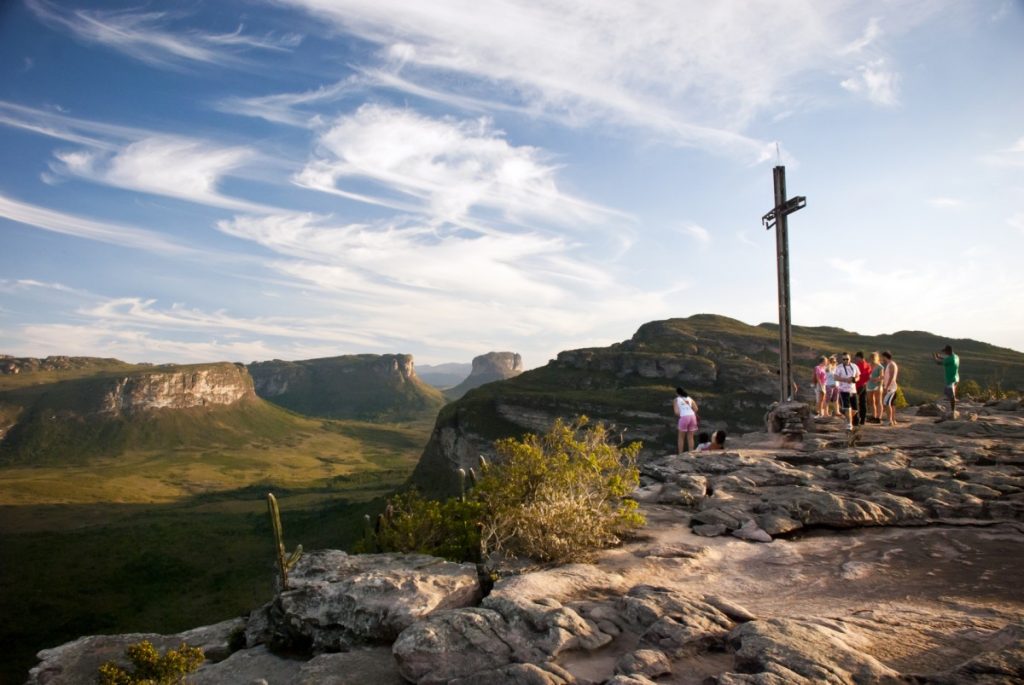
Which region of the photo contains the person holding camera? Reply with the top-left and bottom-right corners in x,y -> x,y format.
933,345 -> 960,417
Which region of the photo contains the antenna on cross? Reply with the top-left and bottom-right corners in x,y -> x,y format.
775,142 -> 781,165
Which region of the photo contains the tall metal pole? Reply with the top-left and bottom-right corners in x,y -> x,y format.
773,166 -> 793,404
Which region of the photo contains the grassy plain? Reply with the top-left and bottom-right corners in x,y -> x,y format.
0,414 -> 434,685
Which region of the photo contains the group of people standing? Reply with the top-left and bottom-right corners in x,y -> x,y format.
814,351 -> 900,430
672,345 -> 962,454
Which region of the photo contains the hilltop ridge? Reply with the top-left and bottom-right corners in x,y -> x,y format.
409,314 -> 1024,496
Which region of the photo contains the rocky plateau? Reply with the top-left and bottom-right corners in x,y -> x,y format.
27,399 -> 1024,684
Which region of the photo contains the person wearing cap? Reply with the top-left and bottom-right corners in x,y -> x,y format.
833,353 -> 860,431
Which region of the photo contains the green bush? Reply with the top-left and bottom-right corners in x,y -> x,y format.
959,379 -> 982,399
97,640 -> 203,685
368,416 -> 644,564
358,489 -> 483,562
893,387 -> 908,409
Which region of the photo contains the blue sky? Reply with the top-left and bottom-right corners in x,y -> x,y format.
1,0 -> 1022,369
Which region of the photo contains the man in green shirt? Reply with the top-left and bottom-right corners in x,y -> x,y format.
933,345 -> 960,416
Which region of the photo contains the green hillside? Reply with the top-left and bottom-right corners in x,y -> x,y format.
248,354 -> 446,420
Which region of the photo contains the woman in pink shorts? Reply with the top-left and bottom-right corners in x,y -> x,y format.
674,387 -> 699,455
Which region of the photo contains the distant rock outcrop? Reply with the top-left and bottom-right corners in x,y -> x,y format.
408,315 -> 1024,498
248,354 -> 445,420
445,352 -> 523,399
97,365 -> 255,416
0,363 -> 273,465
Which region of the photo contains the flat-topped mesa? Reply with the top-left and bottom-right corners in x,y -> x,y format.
100,364 -> 255,416
446,352 -> 523,399
247,354 -> 444,421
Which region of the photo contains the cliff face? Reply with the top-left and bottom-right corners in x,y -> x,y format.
445,352 -> 523,399
0,362 -> 259,465
248,354 -> 444,420
97,365 -> 254,416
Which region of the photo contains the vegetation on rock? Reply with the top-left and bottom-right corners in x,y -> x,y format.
368,416 -> 644,564
97,640 -> 203,685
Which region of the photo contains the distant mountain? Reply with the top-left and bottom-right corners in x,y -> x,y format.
248,354 -> 445,421
0,360 -> 292,465
444,352 -> 523,399
417,362 -> 472,389
409,315 -> 1024,496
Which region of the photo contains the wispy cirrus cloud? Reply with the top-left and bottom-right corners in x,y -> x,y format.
929,197 -> 965,209
294,104 -> 628,230
49,136 -> 271,212
0,192 -> 196,255
679,223 -> 711,245
266,0 -> 944,160
840,58 -> 901,106
26,0 -> 302,70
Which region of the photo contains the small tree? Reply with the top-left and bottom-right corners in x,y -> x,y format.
97,641 -> 203,685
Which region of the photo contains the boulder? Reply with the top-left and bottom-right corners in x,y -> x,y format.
726,618 -> 900,684
264,550 -> 481,652
615,648 -> 672,677
619,586 -> 735,658
392,596 -> 612,684
26,619 -> 245,685
732,519 -> 773,543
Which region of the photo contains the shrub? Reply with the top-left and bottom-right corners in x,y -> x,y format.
893,387 -> 908,409
473,416 -> 643,563
369,416 -> 644,564
97,640 -> 203,685
959,379 -> 982,399
359,489 -> 483,562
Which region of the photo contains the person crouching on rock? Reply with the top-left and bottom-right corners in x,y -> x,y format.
695,431 -> 712,452
674,387 -> 699,455
709,430 -> 727,450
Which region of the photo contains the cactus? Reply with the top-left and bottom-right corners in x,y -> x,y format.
478,455 -> 490,472
468,466 -> 478,487
458,468 -> 467,500
267,492 -> 302,591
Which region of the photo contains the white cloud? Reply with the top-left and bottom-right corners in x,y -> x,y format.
841,59 -> 901,106
680,223 -> 711,245
841,17 -> 882,54
1009,213 -> 1024,233
218,211 -> 598,303
0,192 -> 196,255
929,197 -> 965,209
26,0 -> 302,70
294,104 -> 625,229
270,0 -> 941,160
50,136 -> 270,212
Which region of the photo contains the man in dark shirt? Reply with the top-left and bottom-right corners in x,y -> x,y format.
853,351 -> 872,426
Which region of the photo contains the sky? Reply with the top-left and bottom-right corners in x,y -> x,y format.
1,0 -> 1023,369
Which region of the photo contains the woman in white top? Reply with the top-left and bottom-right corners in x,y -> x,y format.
674,387 -> 699,455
